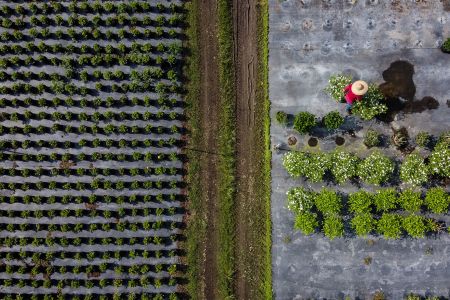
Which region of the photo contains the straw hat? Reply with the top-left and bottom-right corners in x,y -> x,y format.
351,80 -> 369,95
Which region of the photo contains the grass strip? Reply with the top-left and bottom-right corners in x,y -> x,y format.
256,1 -> 273,298
217,0 -> 237,298
183,1 -> 206,299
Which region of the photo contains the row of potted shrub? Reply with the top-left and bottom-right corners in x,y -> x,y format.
283,148 -> 449,186
287,187 -> 449,239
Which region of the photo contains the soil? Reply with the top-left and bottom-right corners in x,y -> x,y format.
197,1 -> 220,299
335,136 -> 345,146
308,137 -> 318,147
288,136 -> 298,146
232,0 -> 261,299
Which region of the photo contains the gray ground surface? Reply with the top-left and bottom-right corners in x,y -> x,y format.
269,1 -> 450,299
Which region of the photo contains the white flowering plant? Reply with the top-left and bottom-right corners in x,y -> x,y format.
324,74 -> 352,101
352,84 -> 388,120
429,147 -> 450,178
400,152 -> 429,186
282,151 -> 309,178
331,150 -> 359,184
357,151 -> 394,185
303,152 -> 331,182
286,187 -> 315,214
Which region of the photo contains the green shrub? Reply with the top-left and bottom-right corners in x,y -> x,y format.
352,84 -> 387,120
303,152 -> 331,182
405,294 -> 421,300
324,74 -> 352,101
282,151 -> 308,177
436,130 -> 450,149
363,129 -> 380,148
400,153 -> 428,186
424,187 -> 449,214
294,212 -> 318,235
357,151 -> 394,185
402,214 -> 427,238
286,187 -> 315,213
415,131 -> 430,148
330,150 -> 359,184
351,213 -> 376,236
442,37 -> 450,53
399,189 -> 422,213
323,215 -> 344,240
293,112 -> 316,134
348,191 -> 373,213
322,111 -> 344,130
314,189 -> 342,215
429,147 -> 450,178
377,213 -> 402,239
373,188 -> 397,212
275,111 -> 288,126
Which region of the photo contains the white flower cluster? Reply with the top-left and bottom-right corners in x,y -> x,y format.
331,151 -> 359,184
286,187 -> 314,213
324,74 -> 352,101
282,151 -> 309,177
303,152 -> 330,182
400,153 -> 428,186
357,151 -> 394,185
429,147 -> 450,177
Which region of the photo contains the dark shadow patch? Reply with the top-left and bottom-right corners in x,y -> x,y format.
335,136 -> 345,146
403,96 -> 439,113
447,99 -> 450,107
379,60 -> 415,101
377,61 -> 440,122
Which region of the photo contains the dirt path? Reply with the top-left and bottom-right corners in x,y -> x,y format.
197,1 -> 220,299
232,0 -> 260,298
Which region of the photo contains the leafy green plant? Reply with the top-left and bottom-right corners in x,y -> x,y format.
322,111 -> 344,130
324,74 -> 352,101
314,189 -> 342,215
399,189 -> 422,213
377,213 -> 402,239
441,37 -> 450,53
392,130 -> 408,148
348,191 -> 373,213
293,111 -> 316,134
429,147 -> 450,178
357,151 -> 394,185
402,214 -> 427,238
352,84 -> 387,120
400,153 -> 428,186
323,215 -> 344,239
286,187 -> 315,213
424,187 -> 449,214
363,129 -> 380,148
351,213 -> 376,237
373,188 -> 398,212
276,111 -> 288,126
415,131 -> 430,148
330,150 -> 359,184
294,212 -> 318,235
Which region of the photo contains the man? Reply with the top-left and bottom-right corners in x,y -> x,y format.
343,80 -> 368,114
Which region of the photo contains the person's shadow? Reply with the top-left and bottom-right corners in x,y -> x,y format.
377,60 -> 439,122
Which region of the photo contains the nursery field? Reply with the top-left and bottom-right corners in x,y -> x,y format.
0,1 -> 185,299
270,1 -> 450,299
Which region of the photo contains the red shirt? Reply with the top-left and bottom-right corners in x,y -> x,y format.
344,84 -> 363,105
